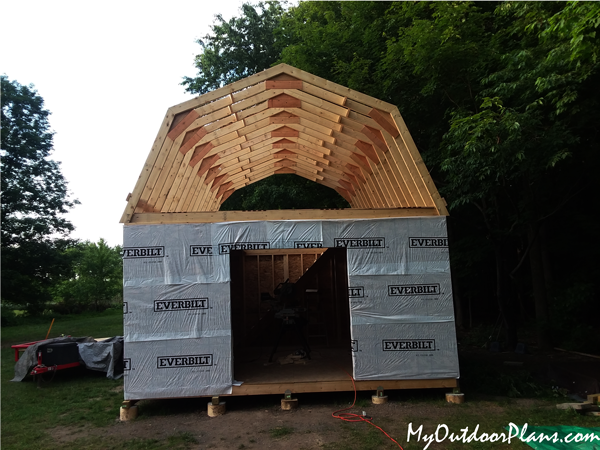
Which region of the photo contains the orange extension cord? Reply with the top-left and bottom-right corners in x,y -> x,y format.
331,371 -> 404,449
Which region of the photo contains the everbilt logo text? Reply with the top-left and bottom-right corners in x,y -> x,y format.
190,245 -> 213,256
219,242 -> 270,254
388,284 -> 440,296
122,247 -> 164,258
351,340 -> 358,352
154,298 -> 208,312
382,339 -> 436,351
334,238 -> 385,248
409,238 -> 448,248
123,358 -> 131,371
294,241 -> 323,249
348,287 -> 364,298
157,354 -> 213,368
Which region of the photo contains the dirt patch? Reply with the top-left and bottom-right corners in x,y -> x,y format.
48,394 -> 549,449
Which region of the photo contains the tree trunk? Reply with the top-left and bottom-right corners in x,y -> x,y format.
495,239 -> 518,349
528,223 -> 552,350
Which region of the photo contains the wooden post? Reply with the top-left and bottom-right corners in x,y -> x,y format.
281,389 -> 298,410
208,396 -> 226,417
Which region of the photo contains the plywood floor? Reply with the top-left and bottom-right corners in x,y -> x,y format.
234,346 -> 352,385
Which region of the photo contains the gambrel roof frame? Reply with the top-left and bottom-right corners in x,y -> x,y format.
121,64 -> 447,225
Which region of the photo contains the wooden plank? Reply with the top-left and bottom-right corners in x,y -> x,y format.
189,175 -> 209,212
204,165 -> 224,185
274,167 -> 295,174
349,152 -> 372,175
345,164 -> 366,184
380,127 -> 424,207
344,98 -> 374,116
179,127 -> 208,155
336,187 -> 352,203
283,88 -> 350,118
361,125 -> 388,152
230,89 -> 285,114
390,108 -> 447,214
301,82 -> 348,106
369,108 -> 400,138
376,145 -> 417,208
280,64 -> 396,113
167,109 -> 200,140
164,145 -> 197,212
216,181 -> 233,198
220,189 -> 235,204
145,131 -> 188,213
197,154 -> 220,178
179,162 -> 203,212
244,248 -> 325,255
170,65 -> 285,114
285,107 -> 343,132
287,123 -> 335,144
268,93 -> 301,108
269,115 -> 300,125
274,160 -> 296,168
354,140 -> 380,164
189,142 -> 215,168
228,378 -> 457,396
234,100 -> 270,121
121,108 -> 177,222
266,80 -> 303,90
209,173 -> 229,192
270,126 -> 299,138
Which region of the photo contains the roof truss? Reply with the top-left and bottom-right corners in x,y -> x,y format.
121,64 -> 447,224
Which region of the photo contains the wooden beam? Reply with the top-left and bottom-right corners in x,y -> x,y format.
266,80 -> 303,90
129,207 -> 440,224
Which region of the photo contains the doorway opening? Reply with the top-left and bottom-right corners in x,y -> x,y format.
229,248 -> 352,386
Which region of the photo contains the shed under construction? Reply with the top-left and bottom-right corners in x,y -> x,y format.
121,64 -> 459,400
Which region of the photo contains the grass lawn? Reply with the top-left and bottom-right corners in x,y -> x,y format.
1,309 -> 128,450
2,311 -> 598,449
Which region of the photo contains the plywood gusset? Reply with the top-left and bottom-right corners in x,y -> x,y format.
121,64 -> 448,224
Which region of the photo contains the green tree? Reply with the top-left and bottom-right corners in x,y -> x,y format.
221,174 -> 349,210
182,1 -> 287,95
1,76 -> 79,313
439,1 -> 600,348
183,1 -> 348,209
53,239 -> 123,313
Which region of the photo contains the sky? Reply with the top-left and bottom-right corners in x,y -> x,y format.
1,0 -> 250,247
